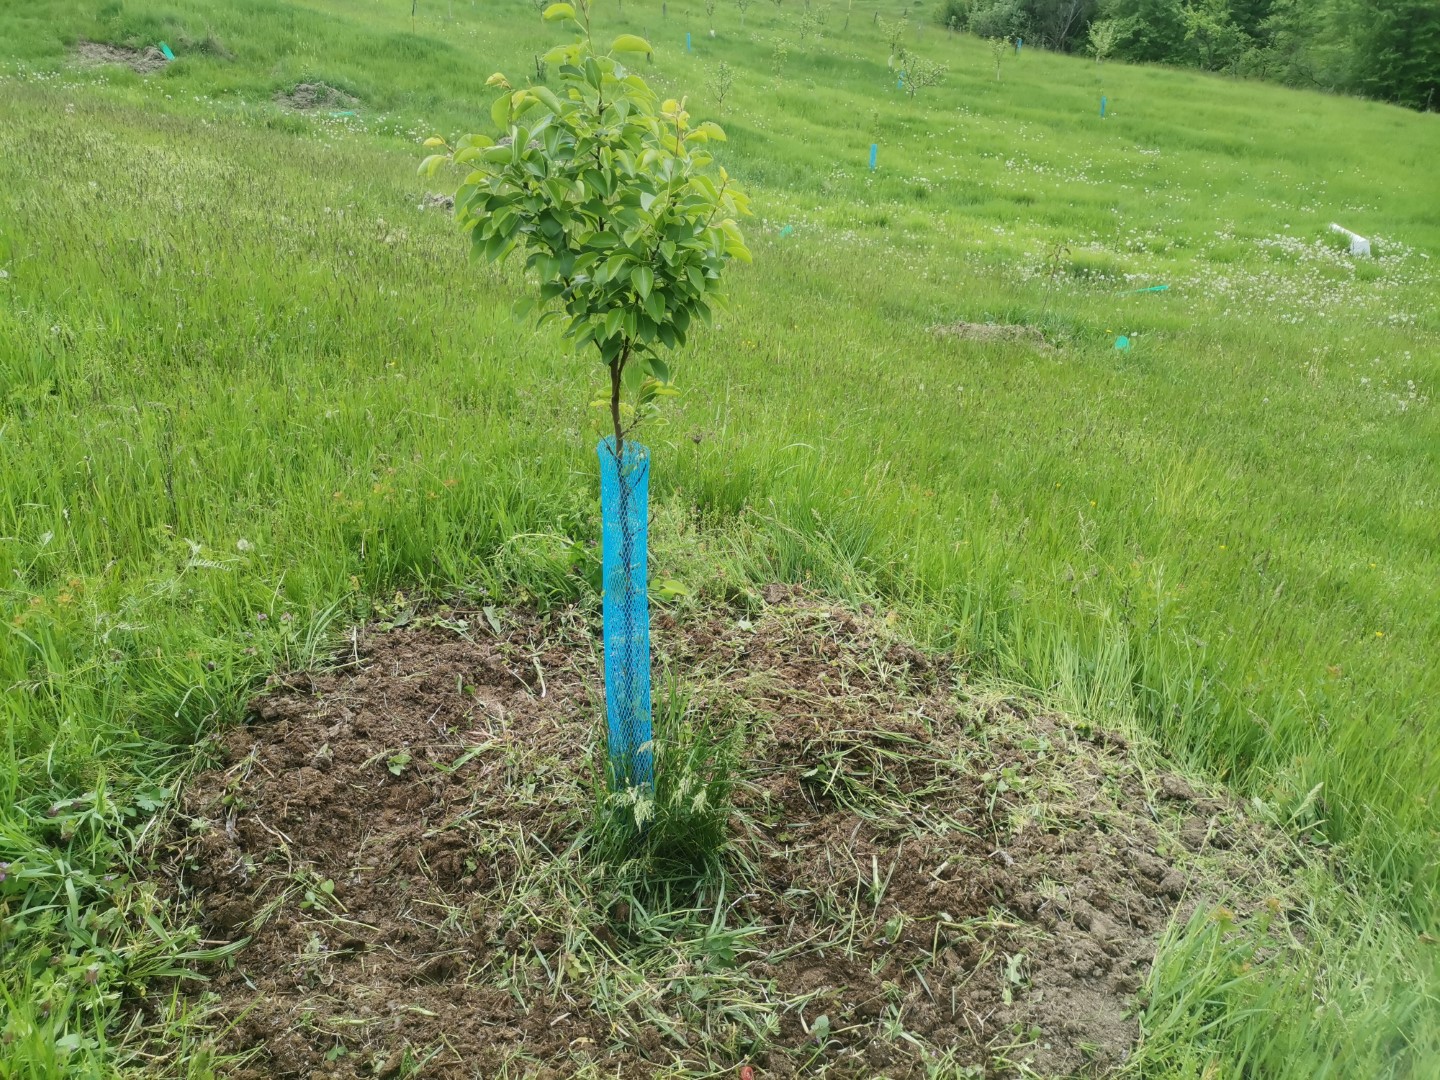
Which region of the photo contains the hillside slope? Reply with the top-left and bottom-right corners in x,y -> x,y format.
1,0 -> 1437,1075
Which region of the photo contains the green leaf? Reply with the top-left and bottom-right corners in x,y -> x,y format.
483,229 -> 512,262
654,578 -> 690,601
611,34 -> 654,54
528,85 -> 564,115
647,356 -> 671,383
542,3 -> 575,22
643,290 -> 665,323
491,94 -> 511,133
418,154 -> 447,177
603,308 -> 624,340
631,265 -> 654,298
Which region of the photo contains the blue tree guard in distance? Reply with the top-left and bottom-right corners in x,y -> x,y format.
598,436 -> 653,790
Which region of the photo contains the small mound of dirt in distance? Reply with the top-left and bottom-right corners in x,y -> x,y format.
422,192 -> 455,212
932,321 -> 1053,349
153,594 -> 1283,1078
277,81 -> 359,111
75,41 -> 170,75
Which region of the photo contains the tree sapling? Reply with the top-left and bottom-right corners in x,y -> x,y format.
709,59 -> 735,107
880,10 -> 910,68
902,54 -> 947,97
421,0 -> 751,788
990,35 -> 1008,80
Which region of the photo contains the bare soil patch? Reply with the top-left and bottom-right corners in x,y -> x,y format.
931,322 -> 1053,349
154,592 -> 1278,1078
74,41 -> 170,75
277,82 -> 360,112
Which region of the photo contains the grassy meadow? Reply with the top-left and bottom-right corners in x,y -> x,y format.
0,0 -> 1437,1074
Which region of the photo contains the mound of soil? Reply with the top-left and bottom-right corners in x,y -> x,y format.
155,593 -> 1272,1078
75,41 -> 170,75
931,322 -> 1052,349
277,82 -> 360,112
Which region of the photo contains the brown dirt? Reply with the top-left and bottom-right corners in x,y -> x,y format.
930,322 -> 1053,349
154,592 -> 1276,1078
75,40 -> 170,75
276,82 -> 360,112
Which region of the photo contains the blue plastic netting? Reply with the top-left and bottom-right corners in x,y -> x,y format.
598,436 -> 653,790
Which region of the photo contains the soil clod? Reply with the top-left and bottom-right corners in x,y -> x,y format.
276,81 -> 359,111
931,321 -> 1053,349
75,40 -> 170,74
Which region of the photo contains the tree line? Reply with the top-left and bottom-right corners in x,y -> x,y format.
937,0 -> 1440,111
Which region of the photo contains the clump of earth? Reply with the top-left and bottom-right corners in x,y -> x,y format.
149,590 -> 1284,1078
930,322 -> 1053,349
276,81 -> 359,111
75,41 -> 170,75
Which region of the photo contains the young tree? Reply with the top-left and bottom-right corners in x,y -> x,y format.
989,34 -> 1009,78
422,0 -> 750,790
1088,16 -> 1120,60
879,10 -> 910,67
771,36 -> 791,73
735,0 -> 754,25
709,58 -> 735,106
705,0 -> 718,34
901,54 -> 948,96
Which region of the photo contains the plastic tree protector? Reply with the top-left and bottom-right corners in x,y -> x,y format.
598,437 -> 654,790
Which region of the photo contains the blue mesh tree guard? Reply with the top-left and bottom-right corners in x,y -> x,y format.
598,436 -> 653,790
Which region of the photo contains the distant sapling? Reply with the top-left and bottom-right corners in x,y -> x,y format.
901,54 -> 947,97
710,59 -> 735,107
989,36 -> 1007,80
771,36 -> 791,75
880,10 -> 909,68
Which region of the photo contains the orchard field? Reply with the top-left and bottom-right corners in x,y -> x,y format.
0,0 -> 1437,1075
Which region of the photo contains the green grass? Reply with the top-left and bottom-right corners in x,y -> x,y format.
0,0 -> 1437,1074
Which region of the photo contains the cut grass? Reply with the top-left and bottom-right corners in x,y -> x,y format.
0,0 -> 1437,1074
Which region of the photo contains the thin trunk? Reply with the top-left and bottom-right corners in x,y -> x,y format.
609,356 -> 625,459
